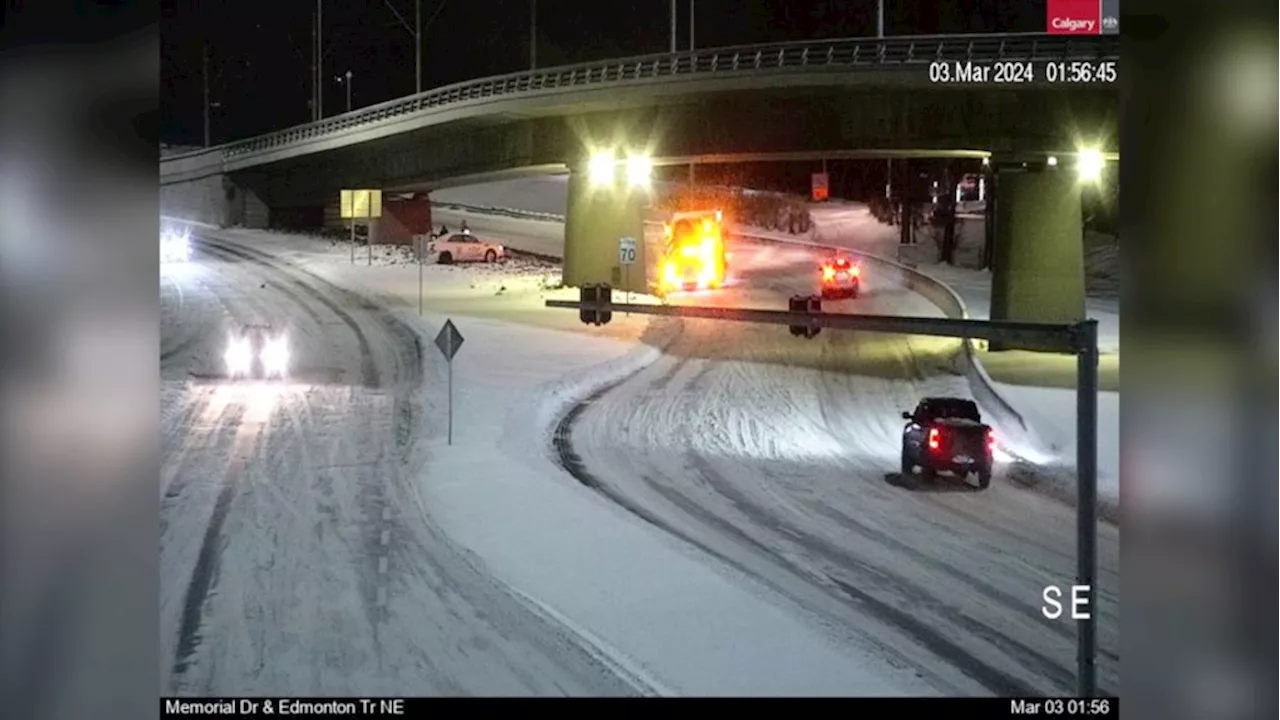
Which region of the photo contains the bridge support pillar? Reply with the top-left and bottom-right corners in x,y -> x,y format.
989,169 -> 1085,351
224,176 -> 270,229
562,166 -> 648,293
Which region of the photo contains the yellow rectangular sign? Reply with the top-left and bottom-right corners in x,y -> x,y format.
340,189 -> 383,218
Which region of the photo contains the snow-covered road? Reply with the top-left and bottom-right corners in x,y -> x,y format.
159,198 -> 1119,696
560,241 -> 1121,695
160,235 -> 640,695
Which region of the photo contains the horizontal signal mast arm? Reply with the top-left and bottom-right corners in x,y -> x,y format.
544,299 -> 1095,354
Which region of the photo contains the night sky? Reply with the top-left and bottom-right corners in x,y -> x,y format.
161,1 -> 1051,146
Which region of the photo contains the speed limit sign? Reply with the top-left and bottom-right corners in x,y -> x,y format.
618,236 -> 637,265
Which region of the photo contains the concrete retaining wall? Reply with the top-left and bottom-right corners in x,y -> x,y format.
160,175 -> 228,228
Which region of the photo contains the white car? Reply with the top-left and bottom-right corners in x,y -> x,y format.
224,325 -> 290,380
161,228 -> 192,263
428,231 -> 505,264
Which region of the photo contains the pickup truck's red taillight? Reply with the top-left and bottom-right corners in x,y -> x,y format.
987,429 -> 995,449
927,427 -> 940,450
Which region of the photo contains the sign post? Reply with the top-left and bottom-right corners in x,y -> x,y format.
340,189 -> 383,265
433,319 -> 465,445
415,234 -> 425,315
618,235 -> 637,309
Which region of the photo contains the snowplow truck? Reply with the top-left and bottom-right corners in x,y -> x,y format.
659,210 -> 727,292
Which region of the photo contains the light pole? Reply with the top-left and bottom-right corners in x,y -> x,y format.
202,43 -> 211,146
689,0 -> 695,51
336,71 -> 352,112
670,0 -> 676,52
311,11 -> 318,120
386,1 -> 447,94
416,0 -> 421,92
530,0 -> 536,69
317,0 -> 323,118
878,1 -> 888,219
382,0 -> 423,94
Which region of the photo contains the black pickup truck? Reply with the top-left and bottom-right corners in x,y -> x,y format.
900,397 -> 994,489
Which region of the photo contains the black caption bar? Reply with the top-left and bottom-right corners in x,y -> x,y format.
162,697 -> 1118,718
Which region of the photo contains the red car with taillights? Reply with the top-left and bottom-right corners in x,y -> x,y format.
819,256 -> 860,299
900,397 -> 994,489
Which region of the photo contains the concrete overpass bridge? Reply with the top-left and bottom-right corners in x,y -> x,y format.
161,32 -> 1118,327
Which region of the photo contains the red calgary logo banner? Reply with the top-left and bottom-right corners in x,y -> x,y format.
1046,0 -> 1102,35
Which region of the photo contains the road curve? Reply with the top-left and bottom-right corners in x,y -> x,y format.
160,233 -> 642,696
556,239 -> 1121,696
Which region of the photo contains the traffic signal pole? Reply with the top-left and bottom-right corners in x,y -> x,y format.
550,290 -> 1101,696
550,292 -> 1082,352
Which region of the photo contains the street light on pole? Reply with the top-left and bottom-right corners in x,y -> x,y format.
689,0 -> 695,51
877,1 -> 888,213
670,0 -> 676,52
415,0 -> 421,93
317,0 -> 323,118
338,70 -> 352,112
202,43 -> 211,146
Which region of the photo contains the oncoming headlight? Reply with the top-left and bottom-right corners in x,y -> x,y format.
224,337 -> 252,377
161,229 -> 191,262
261,335 -> 289,377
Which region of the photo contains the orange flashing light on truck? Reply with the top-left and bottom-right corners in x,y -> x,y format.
659,210 -> 727,292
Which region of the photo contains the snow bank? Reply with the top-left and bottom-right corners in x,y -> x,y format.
998,385 -> 1121,521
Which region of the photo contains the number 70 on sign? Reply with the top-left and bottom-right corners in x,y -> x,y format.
618,237 -> 637,265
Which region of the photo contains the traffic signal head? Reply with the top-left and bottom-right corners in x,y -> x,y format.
598,284 -> 613,326
805,295 -> 821,338
580,284 -> 599,325
789,295 -> 806,336
579,284 -> 613,326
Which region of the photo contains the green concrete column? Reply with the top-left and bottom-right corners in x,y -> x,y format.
989,169 -> 1085,351
562,165 -> 649,292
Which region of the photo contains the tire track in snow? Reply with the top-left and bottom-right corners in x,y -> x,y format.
809,499 -> 1120,663
199,237 -> 417,655
196,238 -> 383,389
196,244 -> 329,329
555,359 -> 1066,695
551,246 -> 1120,694
161,387 -> 241,507
681,453 -> 1072,694
550,382 -> 962,695
166,236 -> 417,690
204,237 -> 425,391
161,273 -> 216,365
173,231 -> 630,694
171,405 -> 269,687
196,234 -> 427,635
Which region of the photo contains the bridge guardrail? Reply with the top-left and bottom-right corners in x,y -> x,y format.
162,33 -> 1117,167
